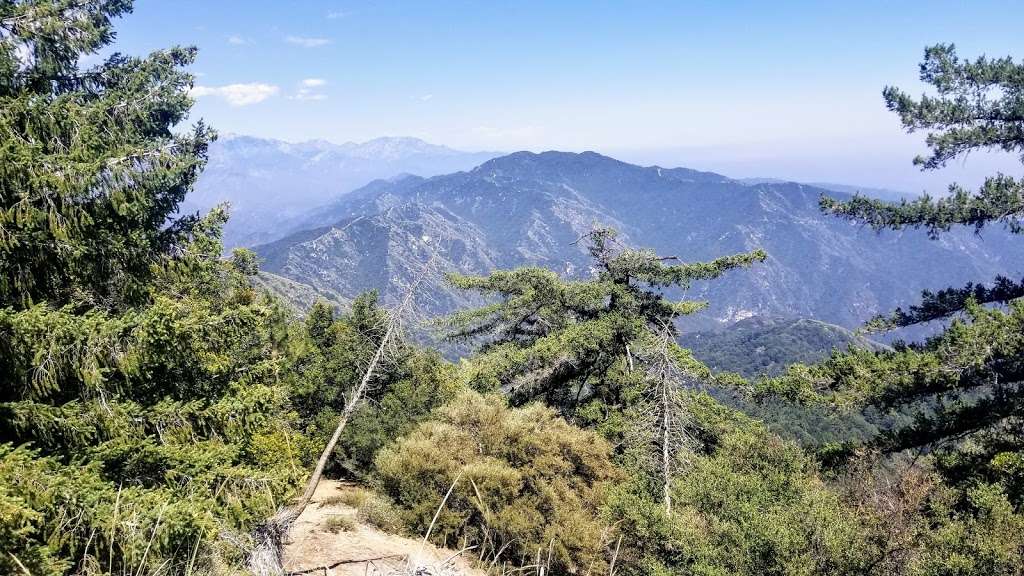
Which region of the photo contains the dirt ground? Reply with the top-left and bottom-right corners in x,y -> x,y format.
281,480 -> 485,576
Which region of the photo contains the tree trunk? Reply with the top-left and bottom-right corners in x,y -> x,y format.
662,378 -> 672,515
281,319 -> 394,525
248,257 -> 430,575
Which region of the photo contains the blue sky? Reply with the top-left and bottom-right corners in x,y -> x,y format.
108,1 -> 1024,192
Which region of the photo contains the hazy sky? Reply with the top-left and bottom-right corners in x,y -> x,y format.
109,1 -> 1024,192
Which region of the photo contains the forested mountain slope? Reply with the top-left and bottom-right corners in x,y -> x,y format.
680,315 -> 887,378
256,151 -> 1024,332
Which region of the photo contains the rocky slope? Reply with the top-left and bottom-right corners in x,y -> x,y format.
187,135 -> 498,247
254,151 -> 1024,334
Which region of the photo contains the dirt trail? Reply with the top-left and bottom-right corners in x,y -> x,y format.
282,480 -> 485,576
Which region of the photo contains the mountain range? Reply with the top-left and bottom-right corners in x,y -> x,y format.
252,150 -> 1024,337
185,135 -> 499,247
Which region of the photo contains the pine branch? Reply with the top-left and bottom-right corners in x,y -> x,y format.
873,384 -> 1023,454
820,176 -> 1024,239
864,275 -> 1024,331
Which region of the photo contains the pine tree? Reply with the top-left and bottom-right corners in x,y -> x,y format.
0,3 -> 309,574
820,44 -> 1024,240
448,227 -> 764,414
767,44 -> 1024,508
448,227 -> 765,510
1,0 -> 212,310
305,300 -> 336,351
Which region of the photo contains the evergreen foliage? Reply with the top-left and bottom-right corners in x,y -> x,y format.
767,44 -> 1024,513
5,6 -> 1024,573
0,4 -> 311,573
445,225 -> 766,523
335,350 -> 458,475
863,275 -> 1024,331
821,44 -> 1024,237
441,227 -> 883,574
1,0 -> 212,310
293,291 -> 460,478
447,227 -> 764,420
607,394 -> 876,576
0,209 -> 312,575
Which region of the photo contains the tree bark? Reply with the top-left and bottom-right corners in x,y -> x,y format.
661,365 -> 672,515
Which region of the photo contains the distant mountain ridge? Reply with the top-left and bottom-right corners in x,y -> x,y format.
186,135 -> 500,247
739,178 -> 914,202
254,150 -> 1024,335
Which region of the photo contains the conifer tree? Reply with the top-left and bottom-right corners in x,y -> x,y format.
448,227 -> 764,417
0,3 -> 307,574
768,44 -> 1024,508
1,0 -> 211,310
448,227 -> 765,510
305,300 -> 336,350
821,45 -> 1024,240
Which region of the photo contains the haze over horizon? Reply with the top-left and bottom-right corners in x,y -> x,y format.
112,0 -> 1024,193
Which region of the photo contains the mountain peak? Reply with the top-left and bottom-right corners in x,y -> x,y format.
256,147 -> 1024,337
192,134 -> 501,247
472,150 -> 625,174
470,150 -> 730,185
339,136 -> 460,159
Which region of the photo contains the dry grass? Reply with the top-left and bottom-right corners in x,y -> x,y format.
317,494 -> 351,508
319,488 -> 367,508
323,515 -> 357,533
321,485 -> 404,533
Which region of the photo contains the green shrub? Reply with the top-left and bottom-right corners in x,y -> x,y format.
355,493 -> 404,534
374,391 -> 621,574
907,482 -> 1024,576
606,394 -> 878,576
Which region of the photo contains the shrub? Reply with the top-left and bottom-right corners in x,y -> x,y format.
324,515 -> 357,533
355,493 -> 404,534
374,391 -> 621,574
606,394 -> 879,576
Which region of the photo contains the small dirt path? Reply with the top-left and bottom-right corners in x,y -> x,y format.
282,480 -> 485,576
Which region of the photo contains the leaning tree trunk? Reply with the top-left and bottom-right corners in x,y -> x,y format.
247,258 -> 430,576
